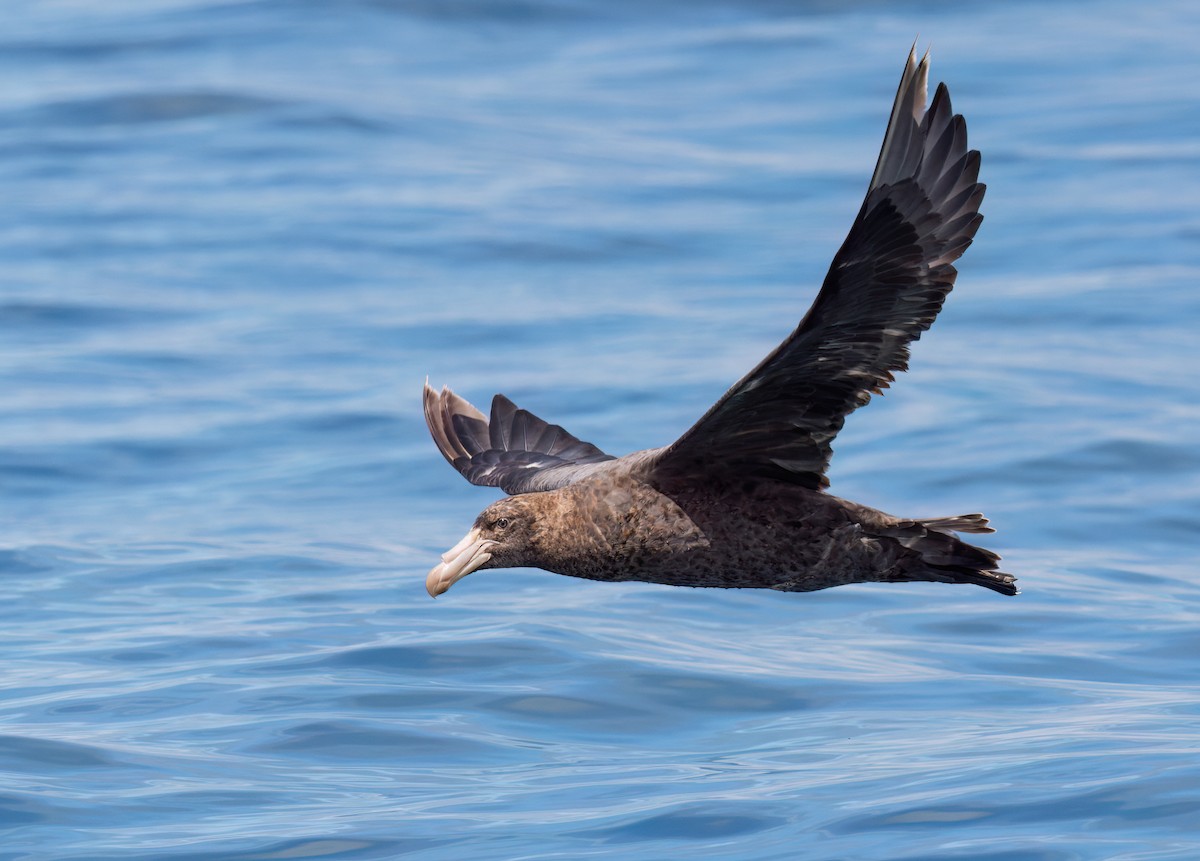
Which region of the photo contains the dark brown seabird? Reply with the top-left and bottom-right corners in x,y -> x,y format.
424,49 -> 1016,599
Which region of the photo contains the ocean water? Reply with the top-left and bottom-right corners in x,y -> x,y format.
2,1 -> 1199,859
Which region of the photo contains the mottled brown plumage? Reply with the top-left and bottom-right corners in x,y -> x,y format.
423,49 -> 1016,599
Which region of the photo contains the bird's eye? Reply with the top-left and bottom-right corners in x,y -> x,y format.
495,517 -> 510,530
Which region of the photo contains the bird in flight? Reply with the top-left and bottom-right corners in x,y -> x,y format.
424,48 -> 1015,600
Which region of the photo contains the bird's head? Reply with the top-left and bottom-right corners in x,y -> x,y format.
426,496 -> 541,598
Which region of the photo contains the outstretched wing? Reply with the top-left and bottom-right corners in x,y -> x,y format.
652,49 -> 985,490
423,382 -> 617,494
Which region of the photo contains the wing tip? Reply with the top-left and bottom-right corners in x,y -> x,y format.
870,44 -> 933,191
424,380 -> 489,466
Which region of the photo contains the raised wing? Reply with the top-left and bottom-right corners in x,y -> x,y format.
423,382 -> 617,494
652,49 -> 985,490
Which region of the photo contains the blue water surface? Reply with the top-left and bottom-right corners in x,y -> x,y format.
2,1 -> 1199,859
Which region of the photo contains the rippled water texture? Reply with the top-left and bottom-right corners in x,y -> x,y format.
2,1 -> 1199,859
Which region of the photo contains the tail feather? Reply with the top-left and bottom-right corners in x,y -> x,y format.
917,557 -> 1018,596
877,514 -> 1018,596
915,512 -> 994,534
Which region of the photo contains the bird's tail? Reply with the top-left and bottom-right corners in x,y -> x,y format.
915,512 -> 994,534
878,514 -> 1018,596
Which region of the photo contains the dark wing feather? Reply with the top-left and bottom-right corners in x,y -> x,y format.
423,382 -> 617,494
651,49 -> 985,490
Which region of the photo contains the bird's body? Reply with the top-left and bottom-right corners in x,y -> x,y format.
422,49 -> 1017,599
443,461 -> 1005,593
